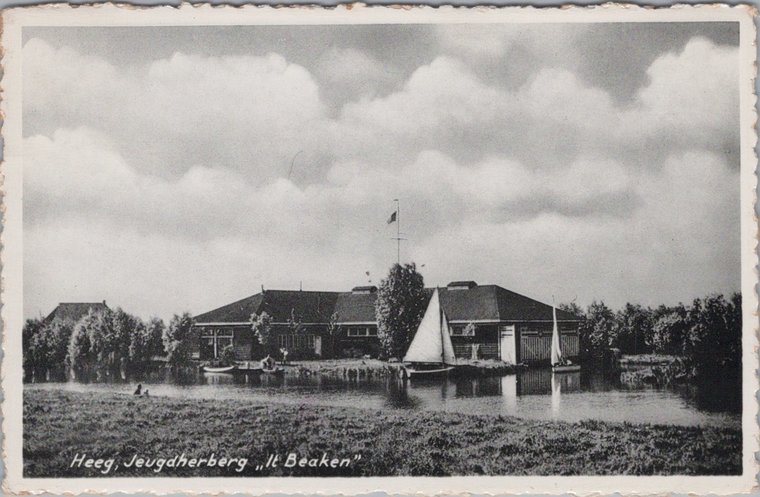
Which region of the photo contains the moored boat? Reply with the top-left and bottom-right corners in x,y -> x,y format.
402,288 -> 458,379
203,365 -> 237,373
261,367 -> 284,375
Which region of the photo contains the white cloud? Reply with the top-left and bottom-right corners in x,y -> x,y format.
21,33 -> 742,319
23,38 -> 330,181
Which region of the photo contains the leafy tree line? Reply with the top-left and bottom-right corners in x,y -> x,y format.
23,308 -> 196,381
560,293 -> 742,381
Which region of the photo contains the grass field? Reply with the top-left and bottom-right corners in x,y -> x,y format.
24,388 -> 741,477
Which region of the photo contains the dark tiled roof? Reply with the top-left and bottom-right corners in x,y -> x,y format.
492,286 -> 579,321
334,292 -> 377,323
259,290 -> 340,323
193,293 -> 264,323
194,284 -> 581,325
436,285 -> 579,322
45,302 -> 109,324
194,291 -> 340,324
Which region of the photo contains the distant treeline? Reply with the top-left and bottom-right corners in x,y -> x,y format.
560,292 -> 742,382
23,308 -> 196,382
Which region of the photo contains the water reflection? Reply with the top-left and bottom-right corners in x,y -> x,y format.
27,367 -> 741,429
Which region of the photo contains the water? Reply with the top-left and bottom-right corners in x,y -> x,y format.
27,368 -> 740,429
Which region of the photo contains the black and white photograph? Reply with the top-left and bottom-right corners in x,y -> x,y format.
2,4 -> 757,495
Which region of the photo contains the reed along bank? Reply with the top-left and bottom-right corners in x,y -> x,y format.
24,389 -> 741,477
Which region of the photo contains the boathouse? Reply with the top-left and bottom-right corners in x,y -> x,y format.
192,282 -> 580,364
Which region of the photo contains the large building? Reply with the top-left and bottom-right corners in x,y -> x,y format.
192,281 -> 581,364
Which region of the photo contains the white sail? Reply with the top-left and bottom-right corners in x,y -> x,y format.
440,302 -> 457,365
404,288 -> 456,365
551,304 -> 563,366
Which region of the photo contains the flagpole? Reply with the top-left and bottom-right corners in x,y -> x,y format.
396,199 -> 400,264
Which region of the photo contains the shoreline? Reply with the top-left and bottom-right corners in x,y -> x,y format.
24,388 -> 741,477
204,358 -> 520,378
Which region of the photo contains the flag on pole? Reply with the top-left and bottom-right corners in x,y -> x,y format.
387,211 -> 397,224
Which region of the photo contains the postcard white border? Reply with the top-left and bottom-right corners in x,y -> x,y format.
1,4 -> 757,495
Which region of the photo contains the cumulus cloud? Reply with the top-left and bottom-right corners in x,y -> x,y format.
23,38 -> 330,181
21,27 -> 742,319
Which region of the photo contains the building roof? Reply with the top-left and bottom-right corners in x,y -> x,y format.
193,293 -> 265,323
193,284 -> 580,325
45,302 -> 109,324
194,291 -> 341,324
334,292 -> 377,323
259,290 -> 340,323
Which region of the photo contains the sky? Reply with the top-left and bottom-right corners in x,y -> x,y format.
22,22 -> 742,320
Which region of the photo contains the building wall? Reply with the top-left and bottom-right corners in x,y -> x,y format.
517,322 -> 579,364
193,320 -> 580,363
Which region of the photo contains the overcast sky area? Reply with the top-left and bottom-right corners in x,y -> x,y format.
22,22 -> 741,320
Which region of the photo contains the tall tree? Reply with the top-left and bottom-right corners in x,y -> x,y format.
375,263 -> 428,360
580,301 -> 616,362
67,309 -> 102,380
250,311 -> 273,359
23,317 -> 45,380
163,313 -> 196,371
615,303 -> 654,355
649,304 -> 689,355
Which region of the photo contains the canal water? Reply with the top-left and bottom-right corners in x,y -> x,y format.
27,367 -> 741,429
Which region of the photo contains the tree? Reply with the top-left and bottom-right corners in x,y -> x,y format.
683,294 -> 741,381
145,317 -> 167,358
250,311 -> 274,359
649,304 -> 689,355
128,319 -> 154,376
614,303 -> 654,355
163,313 -> 196,371
23,318 -> 45,380
326,312 -> 340,359
580,301 -> 616,362
67,310 -> 101,380
375,263 -> 428,360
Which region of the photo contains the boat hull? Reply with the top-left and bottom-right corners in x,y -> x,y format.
552,364 -> 581,373
261,367 -> 284,375
400,365 -> 455,379
203,365 -> 237,373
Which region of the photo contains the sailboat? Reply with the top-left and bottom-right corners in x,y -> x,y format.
551,303 -> 581,373
402,288 -> 457,378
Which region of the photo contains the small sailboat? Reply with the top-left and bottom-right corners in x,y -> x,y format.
402,288 -> 457,378
551,303 -> 581,373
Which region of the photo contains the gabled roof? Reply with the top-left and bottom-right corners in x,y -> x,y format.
45,302 -> 109,324
193,284 -> 581,325
435,285 -> 578,322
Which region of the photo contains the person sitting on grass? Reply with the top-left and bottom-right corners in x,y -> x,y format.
143,389 -> 150,397
133,383 -> 142,396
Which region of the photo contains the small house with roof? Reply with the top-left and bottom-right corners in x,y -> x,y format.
192,281 -> 580,364
45,301 -> 109,325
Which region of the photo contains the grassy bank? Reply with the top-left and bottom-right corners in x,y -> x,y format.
24,389 -> 741,477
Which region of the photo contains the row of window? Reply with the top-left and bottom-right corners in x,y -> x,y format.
199,326 -> 577,340
278,334 -> 317,350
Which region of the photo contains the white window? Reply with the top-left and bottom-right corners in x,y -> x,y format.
347,326 -> 377,337
450,324 -> 475,336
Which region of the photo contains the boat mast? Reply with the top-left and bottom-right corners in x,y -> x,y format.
440,290 -> 445,367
